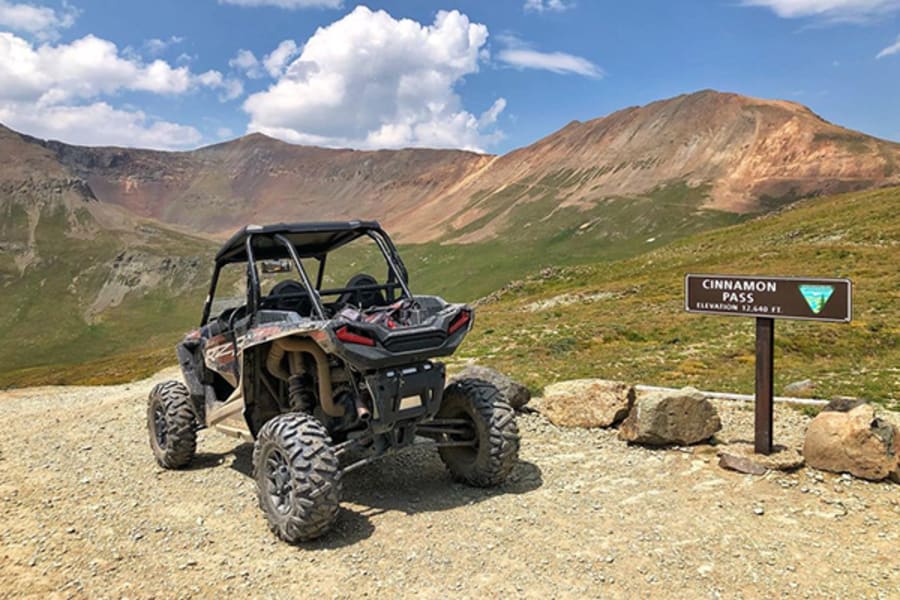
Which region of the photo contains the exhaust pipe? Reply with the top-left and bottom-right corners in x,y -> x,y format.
354,394 -> 371,422
265,337 -> 345,418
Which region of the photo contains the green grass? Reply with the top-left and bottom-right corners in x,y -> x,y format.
0,191 -> 214,387
453,186 -> 900,408
402,181 -> 743,302
2,185 -> 897,401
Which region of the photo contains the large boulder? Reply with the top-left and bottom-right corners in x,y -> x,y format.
540,379 -> 635,428
449,365 -> 531,410
803,404 -> 899,481
618,388 -> 721,446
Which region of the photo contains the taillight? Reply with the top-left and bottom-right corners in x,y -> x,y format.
335,326 -> 376,347
448,310 -> 471,334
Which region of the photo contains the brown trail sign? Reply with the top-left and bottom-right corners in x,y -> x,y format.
684,274 -> 852,455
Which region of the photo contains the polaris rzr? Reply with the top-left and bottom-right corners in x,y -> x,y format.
147,221 -> 519,542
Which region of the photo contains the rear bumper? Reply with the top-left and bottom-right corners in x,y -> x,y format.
364,362 -> 445,433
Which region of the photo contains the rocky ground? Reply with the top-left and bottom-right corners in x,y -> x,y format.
1,369 -> 898,599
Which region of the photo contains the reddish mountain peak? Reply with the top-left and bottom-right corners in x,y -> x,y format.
2,89 -> 897,244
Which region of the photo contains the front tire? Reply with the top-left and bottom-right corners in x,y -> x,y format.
147,380 -> 197,469
437,378 -> 519,487
253,413 -> 342,543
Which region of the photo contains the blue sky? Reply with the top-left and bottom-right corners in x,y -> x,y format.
0,0 -> 898,152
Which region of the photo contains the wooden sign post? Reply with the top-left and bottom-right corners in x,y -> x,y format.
685,274 -> 852,455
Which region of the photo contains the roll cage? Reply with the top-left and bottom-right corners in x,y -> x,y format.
200,221 -> 412,325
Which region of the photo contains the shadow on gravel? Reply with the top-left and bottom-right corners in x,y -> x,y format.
191,442 -> 543,549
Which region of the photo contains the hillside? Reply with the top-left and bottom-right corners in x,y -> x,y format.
14,90 -> 900,247
414,90 -> 900,243
0,125 -> 216,383
454,186 -> 900,407
36,131 -> 494,238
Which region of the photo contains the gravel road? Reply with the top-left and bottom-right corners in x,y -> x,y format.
1,368 -> 898,599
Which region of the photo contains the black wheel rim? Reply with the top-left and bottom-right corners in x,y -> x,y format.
265,449 -> 293,514
153,403 -> 168,448
444,409 -> 479,462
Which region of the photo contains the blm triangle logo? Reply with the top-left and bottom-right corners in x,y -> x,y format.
799,285 -> 834,314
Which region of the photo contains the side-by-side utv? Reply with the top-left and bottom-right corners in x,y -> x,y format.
147,221 -> 519,542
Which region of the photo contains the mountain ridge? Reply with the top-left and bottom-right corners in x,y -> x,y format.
3,89 -> 898,244
420,89 -> 900,242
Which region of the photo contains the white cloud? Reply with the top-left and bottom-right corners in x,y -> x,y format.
876,35 -> 900,57
478,98 -> 506,128
0,33 -> 198,102
243,6 -> 505,151
229,48 -> 264,78
523,0 -> 572,13
230,41 -> 302,79
263,39 -> 299,77
196,69 -> 245,101
219,0 -> 342,8
0,0 -> 78,40
498,48 -> 603,77
0,101 -> 202,149
743,0 -> 900,21
496,36 -> 602,77
0,31 -> 234,148
143,35 -> 184,57
216,126 -> 235,139
0,32 -> 241,102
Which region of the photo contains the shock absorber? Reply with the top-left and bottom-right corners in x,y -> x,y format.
288,374 -> 314,413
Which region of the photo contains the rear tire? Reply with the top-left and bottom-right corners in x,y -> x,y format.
437,378 -> 519,487
147,380 -> 197,469
253,413 -> 342,543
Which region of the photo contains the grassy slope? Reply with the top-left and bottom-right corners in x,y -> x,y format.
0,198 -> 214,386
403,181 -> 745,302
3,186 -> 895,398
452,186 -> 899,408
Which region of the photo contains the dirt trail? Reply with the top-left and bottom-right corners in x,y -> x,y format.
1,369 -> 898,599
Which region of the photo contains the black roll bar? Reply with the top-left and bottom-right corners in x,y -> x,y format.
367,229 -> 412,300
273,233 -> 327,320
200,263 -> 221,326
245,235 -> 262,319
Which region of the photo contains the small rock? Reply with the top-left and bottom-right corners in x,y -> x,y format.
783,379 -> 816,398
541,379 -> 635,429
717,443 -> 804,473
822,397 -> 866,413
718,453 -> 767,476
753,506 -> 765,516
